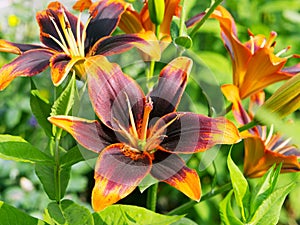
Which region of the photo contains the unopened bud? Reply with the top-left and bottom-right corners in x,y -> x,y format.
148,0 -> 165,25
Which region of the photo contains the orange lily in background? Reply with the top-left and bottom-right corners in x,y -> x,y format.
49,56 -> 240,211
211,6 -> 300,99
0,0 -> 159,90
119,0 -> 181,42
222,84 -> 300,178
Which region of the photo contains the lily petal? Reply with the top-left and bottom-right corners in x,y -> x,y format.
89,31 -> 160,61
211,6 -> 252,87
119,6 -> 145,34
0,39 -> 43,54
92,143 -> 152,211
50,53 -> 85,86
85,55 -> 145,131
240,47 -> 291,99
244,137 -> 300,178
85,0 -> 128,52
149,57 -> 192,119
37,2 -> 82,51
0,49 -> 53,90
151,150 -> 201,201
154,112 -> 240,153
48,116 -> 118,153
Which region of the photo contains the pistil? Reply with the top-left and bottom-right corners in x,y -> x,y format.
140,98 -> 153,141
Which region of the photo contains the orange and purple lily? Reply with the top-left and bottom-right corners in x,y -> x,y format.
210,6 -> 300,99
118,0 -> 181,42
49,56 -> 240,211
0,0 -> 159,90
222,84 -> 300,178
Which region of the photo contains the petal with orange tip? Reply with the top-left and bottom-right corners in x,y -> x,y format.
85,0 -> 128,50
48,116 -> 118,153
221,84 -> 252,126
240,47 -> 291,99
151,151 -> 201,201
154,112 -> 241,154
211,6 -> 252,87
119,6 -> 145,34
0,49 -> 53,90
243,137 -> 300,178
85,55 -> 145,132
50,53 -> 85,86
72,0 -> 92,11
92,144 -> 152,211
148,57 -> 192,118
89,31 -> 160,61
0,40 -> 42,54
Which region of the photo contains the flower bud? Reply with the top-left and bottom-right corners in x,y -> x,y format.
148,0 -> 165,26
256,74 -> 300,119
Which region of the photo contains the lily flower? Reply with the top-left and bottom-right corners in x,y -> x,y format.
211,6 -> 300,99
0,0 -> 159,90
49,56 -> 240,211
222,84 -> 300,178
118,0 -> 181,42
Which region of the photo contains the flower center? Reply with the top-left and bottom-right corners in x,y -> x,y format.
48,7 -> 91,58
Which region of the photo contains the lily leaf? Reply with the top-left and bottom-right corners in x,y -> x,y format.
227,149 -> 250,222
247,182 -> 295,225
249,164 -> 281,216
219,190 -> 244,225
0,201 -> 47,225
30,89 -> 52,137
0,135 -> 52,164
35,164 -> 71,201
47,200 -> 94,225
93,205 -> 182,225
51,74 -> 78,136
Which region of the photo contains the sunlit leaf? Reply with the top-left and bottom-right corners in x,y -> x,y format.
247,183 -> 295,225
93,205 -> 182,225
0,135 -> 53,164
0,201 -> 47,225
35,164 -> 71,201
227,149 -> 250,221
219,190 -> 244,225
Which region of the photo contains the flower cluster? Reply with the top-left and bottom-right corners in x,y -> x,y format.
0,0 -> 299,215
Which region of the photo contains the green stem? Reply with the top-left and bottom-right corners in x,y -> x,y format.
54,136 -> 61,202
146,182 -> 159,211
167,182 -> 232,215
179,0 -> 186,37
189,0 -> 223,38
238,120 -> 258,132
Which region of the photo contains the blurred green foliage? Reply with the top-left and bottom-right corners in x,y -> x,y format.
0,0 -> 299,224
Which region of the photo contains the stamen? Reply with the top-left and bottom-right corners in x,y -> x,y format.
266,31 -> 277,48
276,46 -> 291,57
272,137 -> 292,153
140,97 -> 153,141
124,93 -> 139,139
80,16 -> 92,56
62,10 -> 80,56
113,117 -> 137,147
77,12 -> 83,55
250,36 -> 255,54
265,124 -> 274,145
49,16 -> 70,54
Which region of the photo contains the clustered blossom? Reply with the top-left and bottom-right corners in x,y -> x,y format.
0,0 -> 299,212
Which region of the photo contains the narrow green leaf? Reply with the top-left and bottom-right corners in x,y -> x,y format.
35,164 -> 71,200
227,149 -> 250,221
30,89 -> 52,137
248,183 -> 295,225
47,202 -> 66,225
51,75 -> 78,135
60,200 -> 94,225
60,146 -> 97,168
0,201 -> 47,225
250,164 -> 281,216
0,135 -> 53,164
219,190 -> 244,225
93,205 -> 182,225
